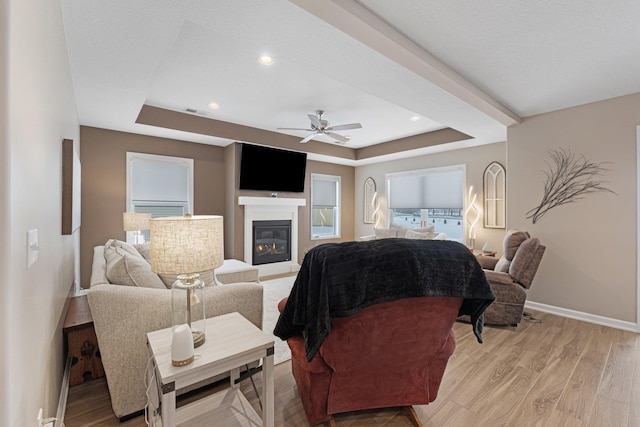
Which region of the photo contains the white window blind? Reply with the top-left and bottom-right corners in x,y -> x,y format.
311,174 -> 340,240
388,167 -> 464,209
131,158 -> 190,203
312,178 -> 338,207
126,152 -> 194,244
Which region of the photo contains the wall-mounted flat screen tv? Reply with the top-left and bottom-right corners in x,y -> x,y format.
239,143 -> 307,193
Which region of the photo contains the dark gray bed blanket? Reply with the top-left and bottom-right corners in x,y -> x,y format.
274,238 -> 496,361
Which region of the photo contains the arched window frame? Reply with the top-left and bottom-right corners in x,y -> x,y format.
483,161 -> 506,229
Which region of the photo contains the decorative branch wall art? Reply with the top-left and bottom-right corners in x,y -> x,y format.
526,148 -> 616,224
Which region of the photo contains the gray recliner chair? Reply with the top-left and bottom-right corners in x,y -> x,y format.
476,230 -> 545,326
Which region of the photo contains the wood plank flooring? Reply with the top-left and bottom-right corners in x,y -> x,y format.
64,310 -> 640,426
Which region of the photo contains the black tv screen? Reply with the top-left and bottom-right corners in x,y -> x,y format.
239,143 -> 307,193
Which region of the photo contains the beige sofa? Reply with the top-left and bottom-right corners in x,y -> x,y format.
87,241 -> 263,420
359,224 -> 447,241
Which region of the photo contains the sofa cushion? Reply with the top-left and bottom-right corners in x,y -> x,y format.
393,224 -> 434,238
503,230 -> 530,261
215,259 -> 260,284
509,237 -> 545,289
104,240 -> 166,289
404,229 -> 435,240
375,225 -> 436,239
374,228 -> 397,239
494,257 -> 511,273
133,242 -> 151,263
105,239 -> 143,260
483,270 -> 515,286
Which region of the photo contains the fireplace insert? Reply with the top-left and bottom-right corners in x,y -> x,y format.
252,220 -> 291,265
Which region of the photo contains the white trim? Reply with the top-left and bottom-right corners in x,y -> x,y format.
56,356 -> 72,427
525,300 -> 637,333
238,196 -> 305,207
637,126 -> 640,331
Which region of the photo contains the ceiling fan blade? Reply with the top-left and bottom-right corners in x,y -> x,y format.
300,133 -> 317,143
277,127 -> 314,131
325,123 -> 362,131
308,114 -> 322,129
326,132 -> 349,143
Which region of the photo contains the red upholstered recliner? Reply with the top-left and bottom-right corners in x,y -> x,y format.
278,295 -> 464,426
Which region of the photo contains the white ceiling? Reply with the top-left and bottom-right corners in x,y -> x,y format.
59,0 -> 640,164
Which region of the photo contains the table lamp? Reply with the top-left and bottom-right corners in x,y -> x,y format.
149,214 -> 224,366
123,212 -> 151,244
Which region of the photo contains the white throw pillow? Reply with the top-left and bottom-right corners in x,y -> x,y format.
105,239 -> 144,261
133,242 -> 151,263
104,240 -> 165,289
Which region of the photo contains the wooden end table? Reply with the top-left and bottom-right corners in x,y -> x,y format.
63,293 -> 104,385
146,312 -> 275,427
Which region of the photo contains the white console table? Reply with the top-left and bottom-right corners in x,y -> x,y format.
147,312 -> 274,426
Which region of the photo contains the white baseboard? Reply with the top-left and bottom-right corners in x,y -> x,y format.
525,300 -> 638,333
55,356 -> 72,427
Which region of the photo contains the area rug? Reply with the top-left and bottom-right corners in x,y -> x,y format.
261,275 -> 296,365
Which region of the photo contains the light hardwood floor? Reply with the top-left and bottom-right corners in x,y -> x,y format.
65,310 -> 640,426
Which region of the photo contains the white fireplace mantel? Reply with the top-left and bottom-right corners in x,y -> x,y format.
239,196 -> 306,276
238,196 -> 306,207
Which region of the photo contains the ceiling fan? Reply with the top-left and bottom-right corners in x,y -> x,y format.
277,110 -> 362,144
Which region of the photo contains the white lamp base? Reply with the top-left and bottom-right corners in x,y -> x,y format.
172,324 -> 195,367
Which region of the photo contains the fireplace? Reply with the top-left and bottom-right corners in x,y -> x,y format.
239,196 -> 306,276
252,220 -> 291,265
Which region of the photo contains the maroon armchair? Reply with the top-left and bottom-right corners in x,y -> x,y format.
278,295 -> 464,426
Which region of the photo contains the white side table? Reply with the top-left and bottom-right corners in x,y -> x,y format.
147,312 -> 275,427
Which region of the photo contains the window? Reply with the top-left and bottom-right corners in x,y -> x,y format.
386,165 -> 465,242
311,174 -> 340,240
126,152 -> 194,243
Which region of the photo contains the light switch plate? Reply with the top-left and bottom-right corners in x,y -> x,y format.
27,229 -> 38,268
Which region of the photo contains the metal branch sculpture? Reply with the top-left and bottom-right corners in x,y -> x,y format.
526,148 -> 615,224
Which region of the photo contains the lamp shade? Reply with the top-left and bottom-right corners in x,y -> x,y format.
149,215 -> 224,275
122,212 -> 151,231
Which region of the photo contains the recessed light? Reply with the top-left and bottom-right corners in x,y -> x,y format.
208,102 -> 220,110
345,136 -> 352,140
410,115 -> 421,122
258,55 -> 274,65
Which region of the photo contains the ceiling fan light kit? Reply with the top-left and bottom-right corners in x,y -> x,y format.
278,110 -> 362,144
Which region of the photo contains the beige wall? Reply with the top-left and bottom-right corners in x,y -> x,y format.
508,93 -> 640,324
80,127 -> 227,286
3,0 -> 80,425
81,135 -> 355,283
355,142 -> 507,254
